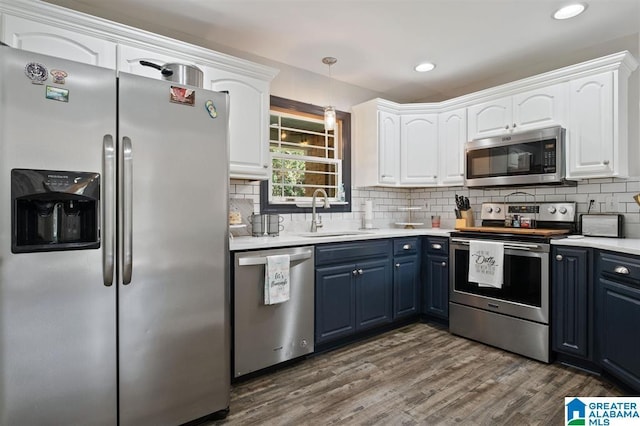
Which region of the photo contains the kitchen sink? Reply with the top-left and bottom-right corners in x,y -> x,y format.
296,230 -> 375,238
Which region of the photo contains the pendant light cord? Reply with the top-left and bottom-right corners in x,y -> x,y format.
322,57 -> 337,108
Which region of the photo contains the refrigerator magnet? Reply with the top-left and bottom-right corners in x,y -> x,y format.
25,62 -> 48,84
50,69 -> 68,85
46,86 -> 69,103
169,86 -> 195,106
205,100 -> 217,118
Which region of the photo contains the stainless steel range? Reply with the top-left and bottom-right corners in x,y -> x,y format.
449,200 -> 577,363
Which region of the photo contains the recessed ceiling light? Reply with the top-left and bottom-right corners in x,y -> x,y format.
553,3 -> 587,20
415,62 -> 436,72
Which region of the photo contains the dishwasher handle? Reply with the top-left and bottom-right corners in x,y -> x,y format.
238,250 -> 313,266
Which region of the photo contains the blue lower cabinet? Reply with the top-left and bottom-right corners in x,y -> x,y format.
315,263 -> 357,343
423,254 -> 449,319
596,250 -> 640,391
551,246 -> 592,360
422,237 -> 449,320
315,240 -> 393,345
356,258 -> 393,330
393,255 -> 420,318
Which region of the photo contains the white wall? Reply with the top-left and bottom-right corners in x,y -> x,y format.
267,61 -> 384,113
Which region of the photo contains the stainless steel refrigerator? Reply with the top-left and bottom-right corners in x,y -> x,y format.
0,45 -> 230,425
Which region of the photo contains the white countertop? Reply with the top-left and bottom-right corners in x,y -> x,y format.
230,226 -> 640,255
551,236 -> 640,256
229,228 -> 453,251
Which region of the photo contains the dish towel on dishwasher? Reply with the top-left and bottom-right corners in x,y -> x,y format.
468,240 -> 504,288
264,254 -> 290,305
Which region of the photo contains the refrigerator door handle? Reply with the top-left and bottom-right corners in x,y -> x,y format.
123,136 -> 133,285
103,134 -> 115,287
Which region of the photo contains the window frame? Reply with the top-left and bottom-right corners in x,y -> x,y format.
260,96 -> 351,214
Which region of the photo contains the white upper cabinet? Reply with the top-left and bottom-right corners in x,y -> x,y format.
566,72 -> 616,178
377,110 -> 401,185
0,1 -> 278,181
400,113 -> 438,185
438,108 -> 467,186
513,84 -> 566,131
352,99 -> 401,187
467,96 -> 511,139
564,52 -> 638,179
567,73 -> 613,177
353,52 -> 637,188
467,84 -> 565,140
1,14 -> 116,68
203,68 -> 271,180
353,100 -> 442,187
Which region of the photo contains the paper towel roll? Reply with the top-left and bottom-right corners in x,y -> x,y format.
364,200 -> 373,229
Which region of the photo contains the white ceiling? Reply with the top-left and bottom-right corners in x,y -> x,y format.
43,0 -> 640,103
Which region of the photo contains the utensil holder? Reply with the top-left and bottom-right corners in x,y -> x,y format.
455,209 -> 475,228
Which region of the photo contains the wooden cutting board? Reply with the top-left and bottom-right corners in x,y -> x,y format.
455,226 -> 571,237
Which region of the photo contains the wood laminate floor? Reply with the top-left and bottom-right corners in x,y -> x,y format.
211,322 -> 623,425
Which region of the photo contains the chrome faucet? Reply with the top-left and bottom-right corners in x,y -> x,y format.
310,188 -> 330,232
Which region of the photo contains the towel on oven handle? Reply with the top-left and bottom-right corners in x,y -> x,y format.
468,240 -> 504,288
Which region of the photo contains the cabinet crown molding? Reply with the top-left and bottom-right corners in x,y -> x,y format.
0,0 -> 280,81
357,51 -> 638,112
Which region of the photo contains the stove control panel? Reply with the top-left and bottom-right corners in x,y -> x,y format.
480,202 -> 576,222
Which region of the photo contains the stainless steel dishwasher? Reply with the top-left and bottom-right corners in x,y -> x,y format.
233,246 -> 314,378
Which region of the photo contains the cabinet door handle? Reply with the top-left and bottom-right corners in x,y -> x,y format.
403,244 -> 411,250
614,266 -> 630,275
441,262 -> 447,267
513,123 -> 517,128
504,125 -> 509,130
603,160 -> 610,165
357,269 -> 364,275
395,263 -> 400,268
556,255 -> 563,261
432,243 -> 442,250
352,269 -> 358,276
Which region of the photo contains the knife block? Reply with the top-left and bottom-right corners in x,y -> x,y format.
455,209 -> 475,229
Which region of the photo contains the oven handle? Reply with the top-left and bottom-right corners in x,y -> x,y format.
450,237 -> 544,252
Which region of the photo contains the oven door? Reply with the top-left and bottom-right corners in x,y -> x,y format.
449,237 -> 549,324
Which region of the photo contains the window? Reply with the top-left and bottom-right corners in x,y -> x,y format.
260,96 -> 351,214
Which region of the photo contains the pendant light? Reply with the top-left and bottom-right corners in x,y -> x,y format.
322,56 -> 337,131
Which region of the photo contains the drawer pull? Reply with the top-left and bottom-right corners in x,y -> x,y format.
441,262 -> 447,267
403,244 -> 411,250
614,266 -> 630,275
395,263 -> 400,268
432,243 -> 442,250
556,255 -> 563,261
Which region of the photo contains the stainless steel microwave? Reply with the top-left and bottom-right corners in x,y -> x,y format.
464,126 -> 572,188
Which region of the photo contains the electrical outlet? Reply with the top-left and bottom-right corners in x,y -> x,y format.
604,196 -> 616,212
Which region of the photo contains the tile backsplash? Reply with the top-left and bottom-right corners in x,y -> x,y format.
230,177 -> 640,237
